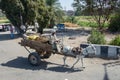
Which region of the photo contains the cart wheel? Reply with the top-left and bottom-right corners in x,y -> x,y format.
28,52 -> 41,66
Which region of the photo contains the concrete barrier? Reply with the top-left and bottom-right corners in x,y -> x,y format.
80,44 -> 120,59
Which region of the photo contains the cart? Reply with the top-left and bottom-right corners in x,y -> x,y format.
19,33 -> 54,66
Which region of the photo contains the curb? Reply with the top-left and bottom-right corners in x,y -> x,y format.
80,44 -> 120,59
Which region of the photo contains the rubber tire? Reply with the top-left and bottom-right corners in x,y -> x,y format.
28,52 -> 41,66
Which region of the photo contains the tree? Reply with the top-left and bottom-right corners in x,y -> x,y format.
73,0 -> 119,31
72,0 -> 83,16
0,0 -> 23,30
34,0 -> 50,33
0,0 -> 50,34
45,0 -> 63,27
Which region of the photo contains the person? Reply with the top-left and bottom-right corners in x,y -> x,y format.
53,25 -> 57,31
9,25 -> 14,39
34,20 -> 39,32
50,29 -> 60,52
20,25 -> 26,33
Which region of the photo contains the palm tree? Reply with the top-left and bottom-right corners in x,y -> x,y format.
45,0 -> 64,27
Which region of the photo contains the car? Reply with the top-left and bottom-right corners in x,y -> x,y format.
0,25 -> 4,31
56,24 -> 65,31
0,25 -> 3,30
0,24 -> 9,31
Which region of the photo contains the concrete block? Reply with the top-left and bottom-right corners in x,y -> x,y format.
108,46 -> 117,58
94,45 -> 101,56
80,43 -> 120,59
100,45 -> 108,58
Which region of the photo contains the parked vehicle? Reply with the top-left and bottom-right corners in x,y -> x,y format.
0,25 -> 3,31
0,24 -> 9,31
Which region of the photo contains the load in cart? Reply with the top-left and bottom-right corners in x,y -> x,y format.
19,32 -> 53,65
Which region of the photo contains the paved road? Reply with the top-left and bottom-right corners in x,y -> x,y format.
0,31 -> 120,80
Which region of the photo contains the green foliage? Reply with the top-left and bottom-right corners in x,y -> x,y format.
77,21 -> 90,27
108,14 -> 120,32
65,16 -> 105,27
0,0 -> 51,34
45,0 -> 63,27
88,29 -> 106,44
109,35 -> 120,46
0,19 -> 9,24
77,21 -> 97,27
55,9 -> 65,23
63,16 -> 109,28
64,16 -> 70,22
64,16 -> 76,23
0,0 -> 23,27
72,0 -> 118,30
36,0 -> 51,33
0,17 -> 10,24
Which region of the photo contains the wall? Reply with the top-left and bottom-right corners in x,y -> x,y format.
80,44 -> 120,59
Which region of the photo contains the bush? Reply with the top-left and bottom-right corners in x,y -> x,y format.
88,29 -> 106,44
89,22 -> 98,28
109,35 -> 120,46
64,16 -> 77,23
77,21 -> 90,27
108,14 -> 120,32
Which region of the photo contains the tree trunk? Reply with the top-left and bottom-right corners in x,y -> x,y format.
49,19 -> 54,28
38,26 -> 43,34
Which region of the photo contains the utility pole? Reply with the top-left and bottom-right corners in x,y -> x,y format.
18,0 -> 25,33
18,0 -> 23,26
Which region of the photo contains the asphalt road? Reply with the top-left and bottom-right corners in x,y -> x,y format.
0,31 -> 120,80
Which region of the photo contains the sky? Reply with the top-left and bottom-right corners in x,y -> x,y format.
59,0 -> 74,10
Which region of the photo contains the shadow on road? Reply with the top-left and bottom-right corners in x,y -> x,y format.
103,61 -> 120,80
47,66 -> 83,73
0,33 -> 21,41
1,57 -> 82,73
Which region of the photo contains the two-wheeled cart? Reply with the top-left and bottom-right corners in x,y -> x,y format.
19,32 -> 93,68
19,33 -> 53,65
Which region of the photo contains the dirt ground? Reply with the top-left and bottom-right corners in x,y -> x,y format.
52,27 -> 117,47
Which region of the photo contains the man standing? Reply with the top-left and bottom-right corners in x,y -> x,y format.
20,25 -> 26,33
34,21 -> 39,32
10,25 -> 14,39
50,29 -> 61,52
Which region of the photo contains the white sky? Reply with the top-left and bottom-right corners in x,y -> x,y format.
59,0 -> 74,10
